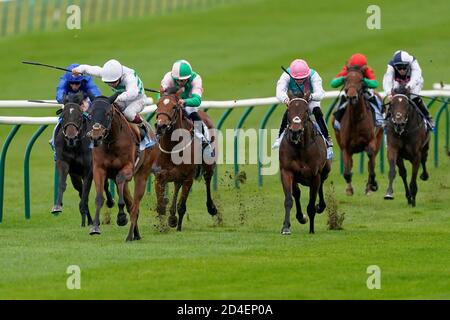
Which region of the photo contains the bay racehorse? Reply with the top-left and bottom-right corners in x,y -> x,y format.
333,66 -> 383,195
88,93 -> 159,241
52,92 -> 114,226
154,88 -> 217,231
384,85 -> 430,206
279,91 -> 331,234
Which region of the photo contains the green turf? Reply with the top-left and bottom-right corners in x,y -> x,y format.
0,0 -> 449,299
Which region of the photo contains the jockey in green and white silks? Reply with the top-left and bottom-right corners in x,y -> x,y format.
73,60 -> 148,125
273,59 -> 332,157
160,59 -> 210,144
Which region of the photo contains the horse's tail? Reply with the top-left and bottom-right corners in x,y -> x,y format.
194,164 -> 203,181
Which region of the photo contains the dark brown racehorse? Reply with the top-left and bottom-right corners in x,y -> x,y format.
52,92 -> 115,226
154,88 -> 217,231
384,86 -> 430,206
333,66 -> 383,195
88,94 -> 159,241
279,91 -> 331,234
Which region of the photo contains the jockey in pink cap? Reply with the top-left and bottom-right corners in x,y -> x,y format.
273,59 -> 332,155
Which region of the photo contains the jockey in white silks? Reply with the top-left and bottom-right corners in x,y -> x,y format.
382,50 -> 434,130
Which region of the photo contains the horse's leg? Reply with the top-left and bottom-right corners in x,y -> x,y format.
384,147 -> 398,200
104,179 -> 115,208
365,143 -> 378,194
52,160 -> 69,214
420,140 -> 430,181
126,175 -> 147,241
203,164 -> 217,215
69,174 -> 87,226
90,167 -> 106,235
293,182 -> 307,224
177,178 -> 194,232
116,166 -> 133,227
155,177 -> 167,217
397,158 -> 411,205
316,176 -> 326,214
168,182 -> 182,228
342,150 -> 354,196
409,157 -> 421,207
280,169 -> 293,235
80,172 -> 93,227
307,175 -> 320,234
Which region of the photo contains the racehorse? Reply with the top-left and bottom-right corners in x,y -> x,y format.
52,92 -> 114,226
333,66 -> 383,195
279,91 -> 331,234
154,88 -> 217,231
88,93 -> 159,241
384,85 -> 430,206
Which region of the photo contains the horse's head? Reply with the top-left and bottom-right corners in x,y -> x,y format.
389,88 -> 411,135
87,93 -> 119,146
156,87 -> 183,136
58,92 -> 85,147
344,66 -> 365,105
286,91 -> 311,144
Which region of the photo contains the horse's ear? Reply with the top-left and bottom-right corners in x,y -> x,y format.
87,90 -> 96,102
287,90 -> 294,101
175,87 -> 184,98
159,86 -> 165,96
108,92 -> 120,104
56,108 -> 63,116
74,91 -> 84,104
304,90 -> 311,102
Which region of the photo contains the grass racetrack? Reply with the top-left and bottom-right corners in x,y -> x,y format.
0,0 -> 449,299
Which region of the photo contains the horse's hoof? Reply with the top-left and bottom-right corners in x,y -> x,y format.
281,228 -> 291,235
316,204 -> 326,214
384,193 -> 394,200
365,189 -> 373,196
420,172 -> 429,181
346,188 -> 354,196
370,184 -> 379,192
89,226 -> 101,235
106,198 -> 115,208
116,214 -> 128,226
309,230 -> 315,234
134,235 -> 141,241
207,203 -> 218,216
125,236 -> 133,242
296,214 -> 308,224
51,205 -> 62,215
168,215 -> 178,228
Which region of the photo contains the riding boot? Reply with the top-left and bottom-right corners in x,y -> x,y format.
49,119 -> 62,161
367,95 -> 385,127
412,97 -> 434,130
132,114 -> 148,141
312,107 -> 332,147
272,110 -> 288,149
188,111 -> 209,147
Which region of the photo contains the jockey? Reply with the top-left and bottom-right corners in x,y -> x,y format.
330,53 -> 384,129
160,59 -> 210,146
273,59 -> 332,153
72,59 -> 150,139
382,50 -> 434,130
49,63 -> 101,157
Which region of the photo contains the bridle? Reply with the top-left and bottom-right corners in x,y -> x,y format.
389,93 -> 412,135
61,103 -> 84,141
286,97 -> 311,145
156,95 -> 181,131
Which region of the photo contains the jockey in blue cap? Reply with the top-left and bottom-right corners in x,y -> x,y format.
50,63 -> 102,158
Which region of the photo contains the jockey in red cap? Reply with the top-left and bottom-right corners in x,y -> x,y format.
330,53 -> 384,130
